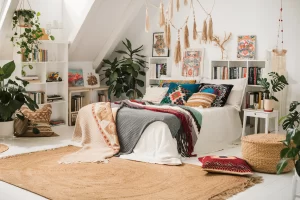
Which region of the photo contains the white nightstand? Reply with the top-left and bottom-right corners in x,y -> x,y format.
242,109 -> 279,136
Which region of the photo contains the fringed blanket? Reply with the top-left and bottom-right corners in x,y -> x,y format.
60,100 -> 202,164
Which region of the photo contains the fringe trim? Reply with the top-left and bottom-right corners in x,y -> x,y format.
193,19 -> 197,40
169,0 -> 173,20
184,24 -> 190,49
145,7 -> 150,32
164,22 -> 168,47
208,17 -> 213,42
174,35 -> 182,64
184,0 -> 188,6
159,2 -> 165,27
176,0 -> 180,12
209,176 -> 263,200
201,20 -> 207,43
167,23 -> 171,48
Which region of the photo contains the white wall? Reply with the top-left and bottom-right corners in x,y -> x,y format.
123,0 -> 300,102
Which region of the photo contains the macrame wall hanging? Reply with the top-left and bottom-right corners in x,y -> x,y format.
196,0 -> 215,43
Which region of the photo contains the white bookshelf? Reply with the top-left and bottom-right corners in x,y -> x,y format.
146,57 -> 172,87
13,40 -> 69,125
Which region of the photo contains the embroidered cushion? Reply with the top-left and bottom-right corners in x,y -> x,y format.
20,104 -> 52,123
198,83 -> 234,107
198,156 -> 253,175
159,79 -> 196,87
185,92 -> 216,108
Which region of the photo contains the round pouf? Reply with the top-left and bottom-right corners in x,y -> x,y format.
242,134 -> 294,174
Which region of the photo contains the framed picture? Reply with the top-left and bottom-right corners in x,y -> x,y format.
152,32 -> 169,57
68,69 -> 84,87
182,48 -> 204,77
237,35 -> 256,60
83,70 -> 100,88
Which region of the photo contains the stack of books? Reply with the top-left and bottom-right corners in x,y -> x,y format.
149,63 -> 167,79
22,75 -> 40,83
27,91 -> 45,104
98,93 -> 106,102
213,66 -> 247,80
22,49 -> 48,62
245,91 -> 264,109
248,67 -> 263,85
213,66 -> 228,79
50,120 -> 65,127
47,95 -> 63,102
71,95 -> 84,112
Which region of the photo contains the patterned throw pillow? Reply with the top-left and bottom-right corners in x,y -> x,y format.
21,104 -> 52,123
159,80 -> 196,87
198,156 -> 253,175
198,83 -> 234,107
185,92 -> 216,108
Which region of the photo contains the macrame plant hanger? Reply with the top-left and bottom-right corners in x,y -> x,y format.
273,0 -> 286,56
196,0 -> 215,44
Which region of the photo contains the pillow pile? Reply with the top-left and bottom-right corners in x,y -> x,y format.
185,92 -> 217,108
160,83 -> 200,105
199,155 -> 253,175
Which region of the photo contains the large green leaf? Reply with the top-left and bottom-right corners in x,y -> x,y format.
132,63 -> 140,71
276,158 -> 290,174
126,38 -> 132,51
293,130 -> 300,145
2,61 -> 15,79
135,88 -> 143,98
290,101 -> 300,112
296,160 -> 300,177
136,79 -> 144,87
109,72 -> 118,82
126,89 -> 134,99
280,148 -> 290,158
115,50 -> 129,56
8,99 -> 22,113
139,71 -> 146,76
282,111 -> 300,130
1,91 -> 11,104
287,147 -> 299,158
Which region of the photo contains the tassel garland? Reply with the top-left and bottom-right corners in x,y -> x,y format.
174,31 -> 182,64
164,22 -> 168,47
169,0 -> 174,20
177,0 -> 180,12
201,20 -> 207,43
184,0 -> 188,6
145,7 -> 150,33
159,2 -> 165,27
208,16 -> 213,42
193,18 -> 197,40
184,24 -> 190,49
167,23 -> 171,48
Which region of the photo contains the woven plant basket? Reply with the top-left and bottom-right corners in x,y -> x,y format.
242,134 -> 294,174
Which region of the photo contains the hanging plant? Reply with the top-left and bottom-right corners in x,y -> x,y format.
11,9 -> 55,62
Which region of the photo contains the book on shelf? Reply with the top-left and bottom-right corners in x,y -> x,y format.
98,93 -> 106,102
245,91 -> 264,109
213,66 -> 228,80
71,95 -> 84,112
248,67 -> 263,85
229,67 -> 247,79
22,49 -> 48,62
50,120 -> 65,127
47,95 -> 63,102
26,91 -> 45,104
22,75 -> 39,80
149,63 -> 167,79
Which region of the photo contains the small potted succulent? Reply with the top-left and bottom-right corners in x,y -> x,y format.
258,72 -> 288,112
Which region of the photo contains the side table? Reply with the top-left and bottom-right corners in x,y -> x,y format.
242,109 -> 279,136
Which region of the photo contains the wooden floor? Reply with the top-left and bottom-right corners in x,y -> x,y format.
0,125 -> 296,200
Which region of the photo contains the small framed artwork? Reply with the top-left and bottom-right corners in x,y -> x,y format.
182,48 -> 204,77
68,69 -> 84,87
237,35 -> 256,60
152,32 -> 169,57
83,70 -> 100,88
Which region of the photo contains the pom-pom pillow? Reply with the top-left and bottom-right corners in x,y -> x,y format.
198,156 -> 253,175
159,80 -> 196,87
21,104 -> 52,123
160,83 -> 200,105
142,87 -> 168,103
185,92 -> 216,108
198,83 -> 233,107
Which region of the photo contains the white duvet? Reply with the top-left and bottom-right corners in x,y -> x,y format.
120,105 -> 242,165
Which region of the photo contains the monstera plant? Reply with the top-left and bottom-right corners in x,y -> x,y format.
102,39 -> 147,99
277,101 -> 300,175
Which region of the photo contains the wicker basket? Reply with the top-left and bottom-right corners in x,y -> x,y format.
241,134 -> 294,174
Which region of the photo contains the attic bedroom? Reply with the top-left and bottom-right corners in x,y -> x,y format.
0,0 -> 300,199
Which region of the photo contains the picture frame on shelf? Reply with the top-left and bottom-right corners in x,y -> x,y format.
152,32 -> 169,57
68,69 -> 84,87
237,35 -> 256,60
83,70 -> 100,88
182,48 -> 204,77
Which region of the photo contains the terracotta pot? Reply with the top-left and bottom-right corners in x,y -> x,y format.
264,99 -> 274,112
0,121 -> 14,138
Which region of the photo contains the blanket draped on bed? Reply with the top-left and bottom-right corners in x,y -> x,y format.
60,100 -> 202,164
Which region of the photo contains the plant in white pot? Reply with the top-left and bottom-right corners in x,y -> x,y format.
257,72 -> 288,112
0,61 -> 39,137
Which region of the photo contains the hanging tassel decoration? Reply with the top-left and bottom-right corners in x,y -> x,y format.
169,0 -> 174,21
174,30 -> 182,64
201,19 -> 207,43
167,23 -> 171,48
184,24 -> 190,49
164,21 -> 168,47
159,1 -> 165,27
184,0 -> 188,6
145,7 -> 150,33
176,0 -> 180,12
193,18 -> 197,40
207,16 -> 213,42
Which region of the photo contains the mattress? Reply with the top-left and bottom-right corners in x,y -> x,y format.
120,105 -> 242,165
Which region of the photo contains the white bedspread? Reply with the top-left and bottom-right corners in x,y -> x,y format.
120,105 -> 242,165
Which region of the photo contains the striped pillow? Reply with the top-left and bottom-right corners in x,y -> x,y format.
185,92 -> 216,108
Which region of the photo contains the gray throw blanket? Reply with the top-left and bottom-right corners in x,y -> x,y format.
116,107 -> 181,155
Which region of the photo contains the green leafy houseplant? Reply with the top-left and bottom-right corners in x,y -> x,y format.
257,72 -> 288,102
101,39 -> 147,99
0,61 -> 39,122
11,9 -> 55,62
277,101 -> 300,175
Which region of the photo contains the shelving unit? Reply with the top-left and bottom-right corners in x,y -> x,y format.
13,40 -> 69,125
146,57 -> 172,87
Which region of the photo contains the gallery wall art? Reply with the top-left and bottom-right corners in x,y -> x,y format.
152,32 -> 169,57
68,69 -> 84,87
182,48 -> 204,77
237,35 -> 256,60
83,70 -> 100,88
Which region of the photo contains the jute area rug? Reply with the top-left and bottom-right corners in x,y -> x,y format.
0,146 -> 262,200
0,144 -> 8,153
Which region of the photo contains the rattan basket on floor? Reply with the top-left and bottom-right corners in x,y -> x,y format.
241,134 -> 294,174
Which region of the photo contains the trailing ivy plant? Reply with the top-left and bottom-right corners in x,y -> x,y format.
277,101 -> 300,175
11,9 -> 55,62
257,72 -> 288,101
101,39 -> 147,99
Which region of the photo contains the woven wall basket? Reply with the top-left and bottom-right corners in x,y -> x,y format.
242,134 -> 294,174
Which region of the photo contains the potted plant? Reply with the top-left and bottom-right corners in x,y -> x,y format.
0,61 -> 39,137
101,39 -> 147,99
257,72 -> 288,112
11,10 -> 55,62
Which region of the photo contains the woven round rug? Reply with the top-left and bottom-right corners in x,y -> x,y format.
0,144 -> 9,153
